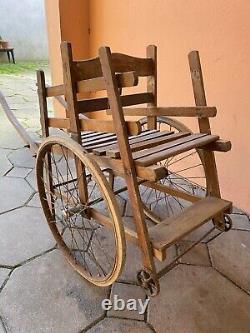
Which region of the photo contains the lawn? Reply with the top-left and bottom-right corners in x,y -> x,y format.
0,61 -> 49,75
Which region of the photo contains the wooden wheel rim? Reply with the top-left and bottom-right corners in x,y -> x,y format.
36,136 -> 126,287
139,117 -> 209,220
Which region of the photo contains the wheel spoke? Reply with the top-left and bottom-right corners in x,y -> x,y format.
139,117 -> 207,221
37,140 -> 123,284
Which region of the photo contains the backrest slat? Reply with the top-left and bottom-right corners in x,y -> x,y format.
74,57 -> 102,80
78,92 -> 154,113
112,53 -> 154,76
46,72 -> 138,97
74,53 -> 154,81
77,71 -> 138,93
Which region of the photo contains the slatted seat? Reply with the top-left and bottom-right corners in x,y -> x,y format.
91,130 -> 162,154
133,133 -> 219,166
82,130 -> 220,170
82,129 -> 166,153
81,129 -> 221,184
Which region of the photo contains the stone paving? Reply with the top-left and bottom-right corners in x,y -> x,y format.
0,70 -> 250,332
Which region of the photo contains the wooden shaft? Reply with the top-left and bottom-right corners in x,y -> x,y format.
99,46 -> 158,279
188,51 -> 221,197
0,91 -> 38,155
144,181 -> 202,203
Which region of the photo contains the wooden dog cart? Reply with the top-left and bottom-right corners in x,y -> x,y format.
0,42 -> 232,296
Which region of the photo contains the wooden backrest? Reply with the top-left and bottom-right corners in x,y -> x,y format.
60,42 -> 157,114
58,42 -> 158,141
37,42 -> 157,142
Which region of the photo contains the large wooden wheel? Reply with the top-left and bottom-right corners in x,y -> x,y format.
139,117 -> 208,222
36,136 -> 125,287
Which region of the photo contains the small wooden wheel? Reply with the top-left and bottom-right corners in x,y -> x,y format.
36,136 -> 125,287
213,214 -> 233,232
137,268 -> 160,297
224,214 -> 233,231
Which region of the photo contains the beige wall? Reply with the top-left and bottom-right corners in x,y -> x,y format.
45,0 -> 89,82
89,0 -> 250,212
45,0 -> 89,113
44,0 -> 61,84
59,0 -> 89,60
45,0 -> 250,212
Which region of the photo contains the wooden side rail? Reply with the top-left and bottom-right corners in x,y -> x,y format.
90,154 -> 167,182
46,71 -> 138,97
47,117 -> 142,135
107,106 -> 217,118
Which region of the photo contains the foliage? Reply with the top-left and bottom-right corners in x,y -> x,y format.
0,61 -> 49,75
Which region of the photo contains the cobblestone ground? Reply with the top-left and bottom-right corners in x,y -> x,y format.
0,70 -> 250,332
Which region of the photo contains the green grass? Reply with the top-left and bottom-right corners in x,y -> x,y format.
0,61 -> 49,75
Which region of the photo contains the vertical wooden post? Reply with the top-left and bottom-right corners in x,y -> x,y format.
99,46 -> 157,282
188,51 -> 221,197
37,70 -> 55,216
146,45 -> 157,130
60,42 -> 88,203
37,70 -> 49,138
61,42 -> 82,142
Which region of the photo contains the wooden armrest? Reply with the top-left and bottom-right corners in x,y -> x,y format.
47,118 -> 141,135
106,106 -> 217,118
46,71 -> 138,97
202,139 -> 232,152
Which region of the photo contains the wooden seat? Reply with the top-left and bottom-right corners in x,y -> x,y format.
133,133 -> 219,166
82,130 -> 220,171
82,129 -> 168,152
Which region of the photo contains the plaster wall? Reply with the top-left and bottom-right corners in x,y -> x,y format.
44,0 -> 250,212
89,0 -> 250,211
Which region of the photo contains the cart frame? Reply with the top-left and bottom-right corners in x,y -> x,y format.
0,42 -> 233,296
